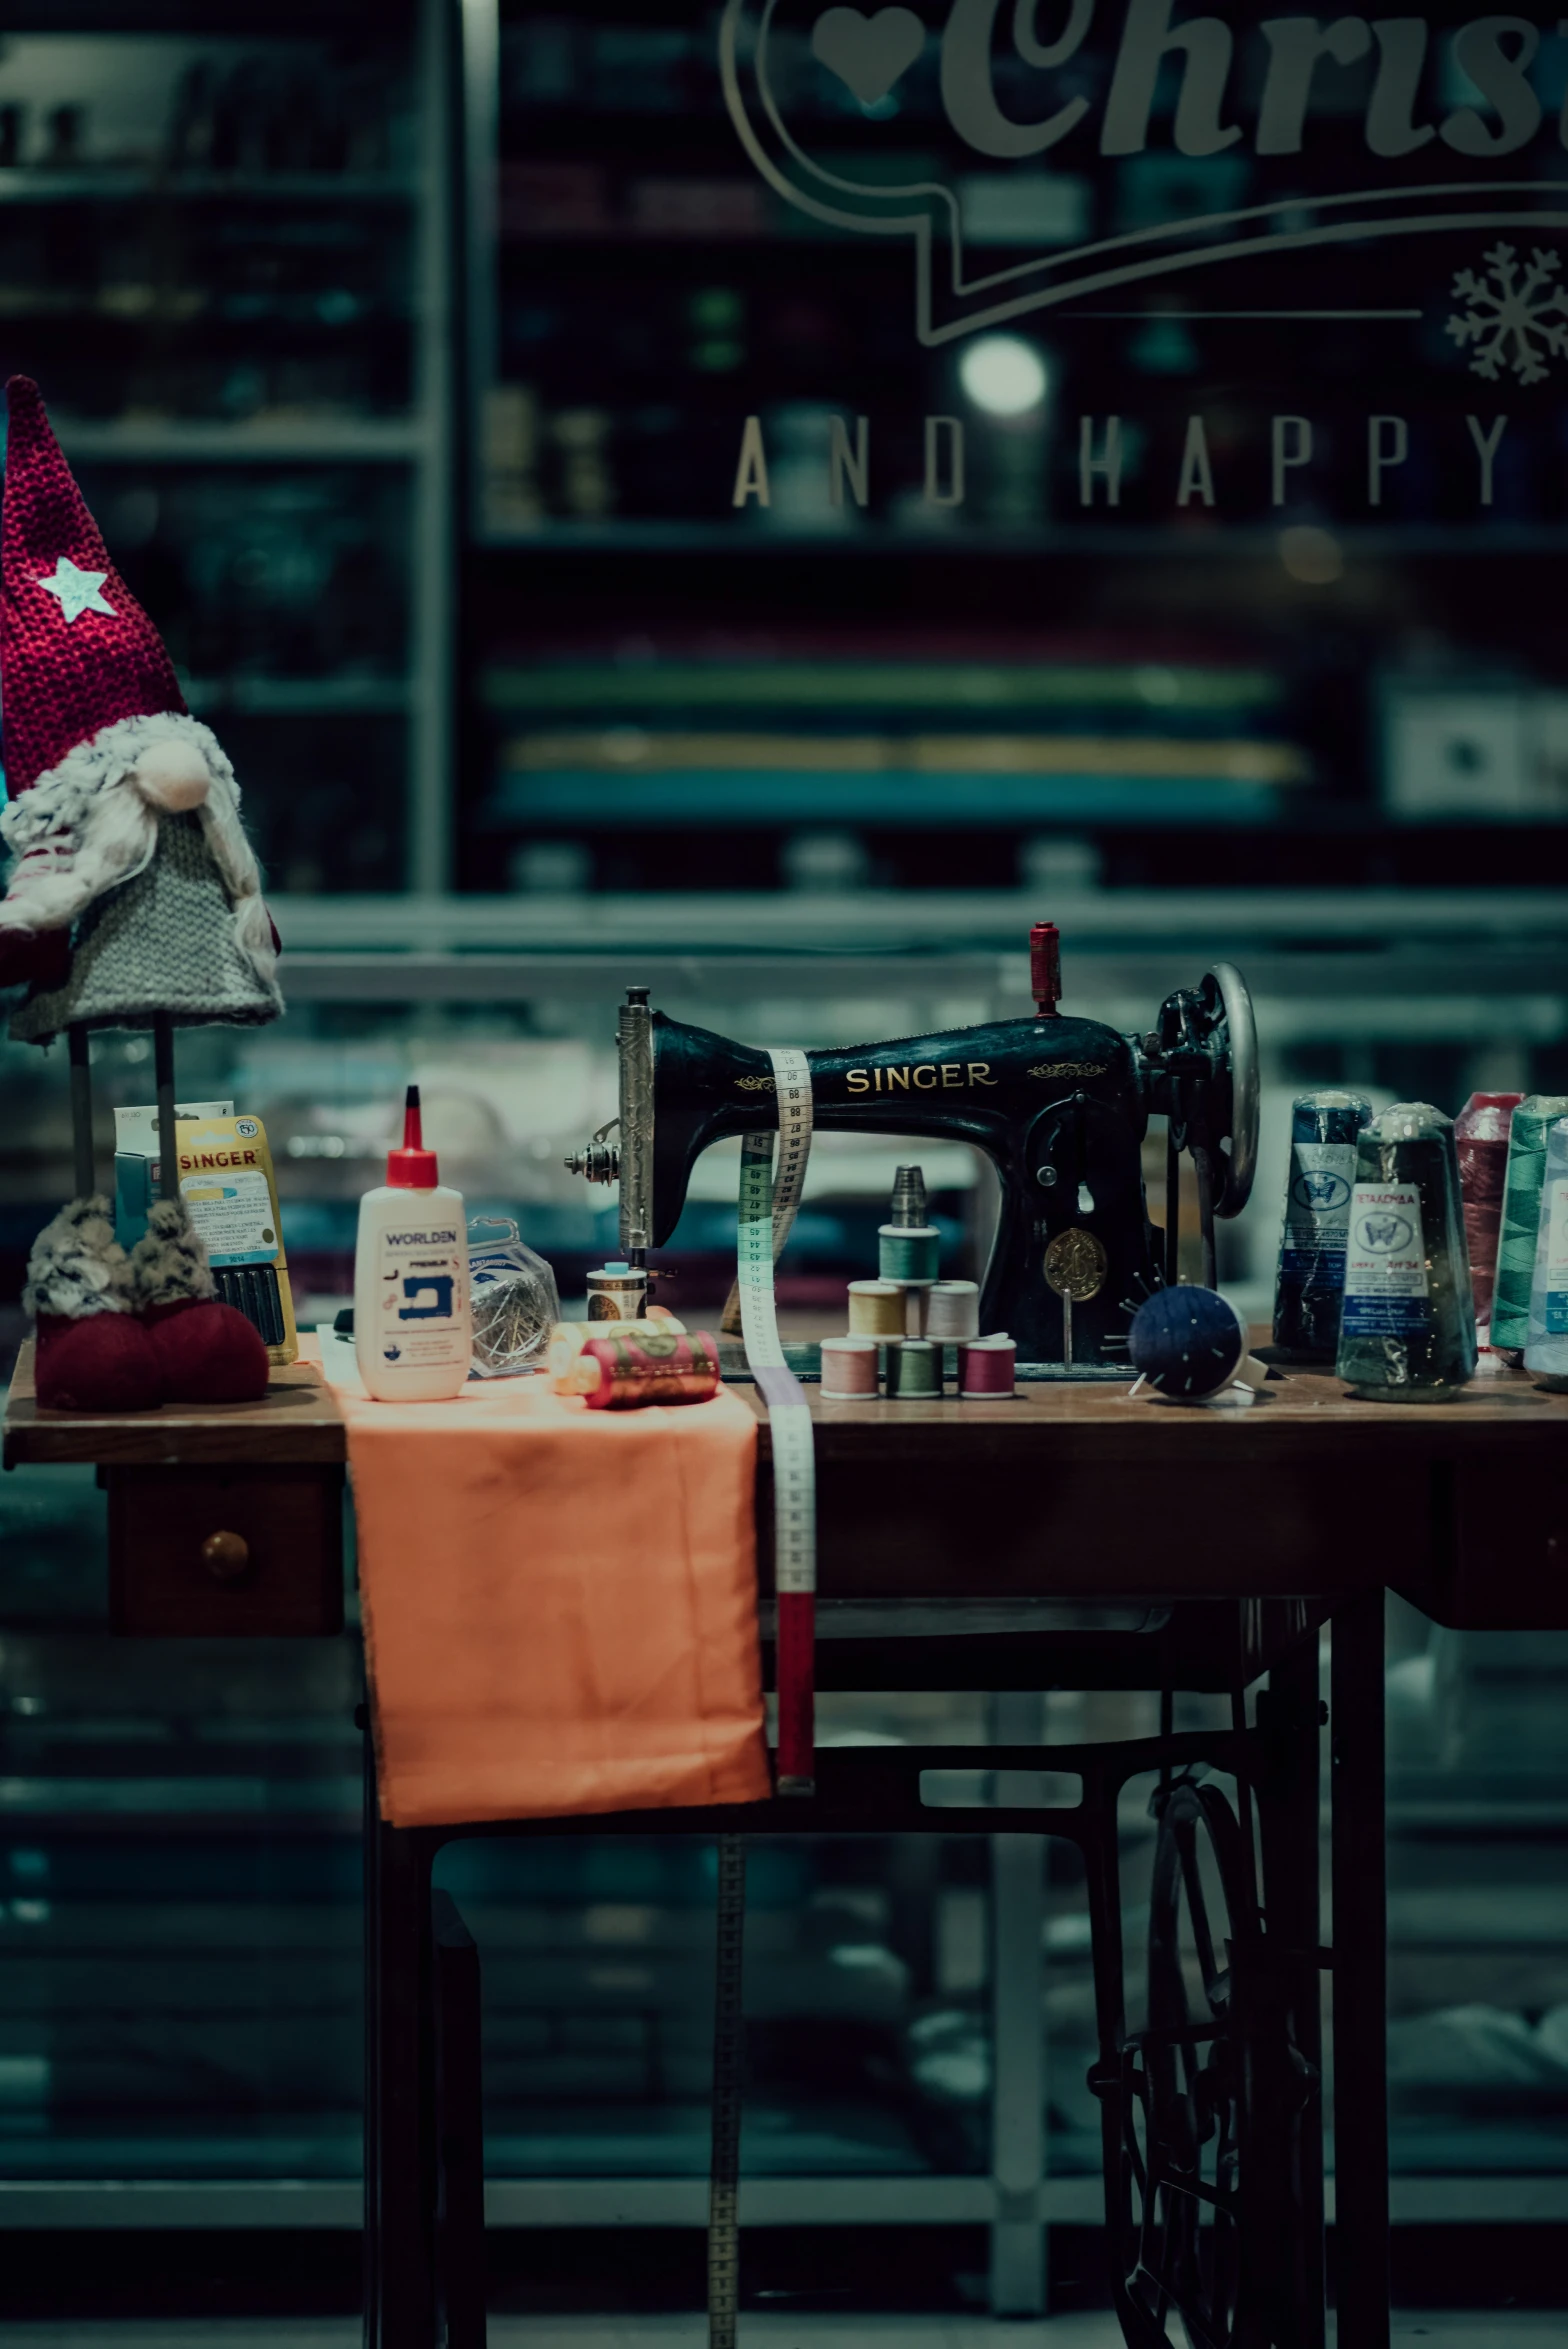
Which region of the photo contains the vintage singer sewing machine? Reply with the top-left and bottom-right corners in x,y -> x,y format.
568,923 -> 1258,1373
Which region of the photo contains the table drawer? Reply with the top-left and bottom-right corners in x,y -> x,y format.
107,1464 -> 345,1636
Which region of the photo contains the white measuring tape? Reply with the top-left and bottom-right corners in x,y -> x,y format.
735,1046 -> 816,1791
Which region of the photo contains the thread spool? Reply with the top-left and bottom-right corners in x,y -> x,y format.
570,1329 -> 720,1409
1455,1093 -> 1523,1348
548,1313 -> 682,1381
1271,1089 -> 1372,1362
1336,1102 -> 1477,1401
878,1225 -> 940,1283
958,1335 -> 1016,1397
926,1280 -> 981,1342
586,1261 -> 647,1320
886,1337 -> 940,1398
1490,1094 -> 1568,1353
1524,1114 -> 1568,1389
820,1335 -> 879,1397
848,1279 -> 905,1339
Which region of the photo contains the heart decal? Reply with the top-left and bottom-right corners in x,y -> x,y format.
811,6 -> 926,108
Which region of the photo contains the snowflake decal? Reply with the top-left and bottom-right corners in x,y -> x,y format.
1446,243 -> 1568,386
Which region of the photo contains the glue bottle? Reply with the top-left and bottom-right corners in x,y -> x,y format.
354,1086 -> 470,1401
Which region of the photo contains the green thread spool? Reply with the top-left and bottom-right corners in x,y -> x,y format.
1490,1094 -> 1568,1352
1336,1102 -> 1477,1401
878,1225 -> 940,1282
886,1338 -> 941,1398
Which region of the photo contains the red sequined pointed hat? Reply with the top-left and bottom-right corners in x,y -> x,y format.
2,375 -> 188,798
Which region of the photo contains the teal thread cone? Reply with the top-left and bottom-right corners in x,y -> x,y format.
1523,1115 -> 1568,1389
1490,1095 -> 1568,1352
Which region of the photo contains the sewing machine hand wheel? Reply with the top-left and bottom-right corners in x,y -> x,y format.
1157,963 -> 1259,1289
1197,962 -> 1259,1220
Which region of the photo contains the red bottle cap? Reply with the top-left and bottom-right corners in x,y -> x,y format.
1030,921 -> 1061,1018
386,1085 -> 439,1188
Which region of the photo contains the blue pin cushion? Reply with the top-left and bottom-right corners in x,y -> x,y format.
1129,1286 -> 1246,1399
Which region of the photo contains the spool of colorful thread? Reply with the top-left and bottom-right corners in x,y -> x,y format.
926,1280 -> 981,1341
886,1338 -> 941,1398
1336,1102 -> 1477,1401
1455,1092 -> 1523,1349
848,1279 -> 905,1339
1490,1094 -> 1568,1354
820,1335 -> 879,1397
574,1329 -> 721,1409
958,1334 -> 1016,1397
1523,1114 -> 1568,1389
1271,1089 -> 1372,1361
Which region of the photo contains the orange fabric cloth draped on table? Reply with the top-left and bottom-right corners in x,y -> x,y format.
328,1357 -> 771,1827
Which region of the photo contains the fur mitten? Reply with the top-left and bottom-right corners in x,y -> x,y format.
131,1199 -> 269,1404
25,1195 -> 166,1412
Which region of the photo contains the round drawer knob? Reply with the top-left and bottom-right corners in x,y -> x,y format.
200,1529 -> 250,1583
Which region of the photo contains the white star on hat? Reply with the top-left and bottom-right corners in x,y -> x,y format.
36,555 -> 116,624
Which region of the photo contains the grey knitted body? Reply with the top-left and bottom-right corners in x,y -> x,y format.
10,812 -> 282,1046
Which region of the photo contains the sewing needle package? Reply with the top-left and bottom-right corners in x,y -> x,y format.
175,1113 -> 297,1363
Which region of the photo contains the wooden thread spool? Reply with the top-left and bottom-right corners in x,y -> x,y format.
958,1335 -> 1016,1397
886,1338 -> 940,1399
926,1280 -> 980,1341
820,1336 -> 879,1396
847,1280 -> 905,1340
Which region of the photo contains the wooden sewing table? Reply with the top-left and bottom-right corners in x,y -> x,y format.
5,1338 -> 1567,2349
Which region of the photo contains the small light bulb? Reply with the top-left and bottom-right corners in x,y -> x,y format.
958,334 -> 1049,418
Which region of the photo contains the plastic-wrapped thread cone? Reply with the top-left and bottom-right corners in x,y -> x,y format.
1490,1095 -> 1568,1351
1271,1089 -> 1372,1361
1523,1115 -> 1568,1387
1336,1103 -> 1477,1400
1455,1093 -> 1522,1343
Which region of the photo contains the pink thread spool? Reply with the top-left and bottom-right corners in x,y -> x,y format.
820,1335 -> 879,1397
958,1335 -> 1016,1397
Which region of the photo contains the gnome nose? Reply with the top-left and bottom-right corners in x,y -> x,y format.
131,735 -> 210,814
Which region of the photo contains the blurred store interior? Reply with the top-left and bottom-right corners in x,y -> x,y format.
1,0 -> 1567,2333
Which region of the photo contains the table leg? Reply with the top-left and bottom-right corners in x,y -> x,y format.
371,1811 -> 440,2349
1331,1594 -> 1390,2349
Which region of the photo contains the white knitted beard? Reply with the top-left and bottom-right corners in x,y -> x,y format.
0,712 -> 277,985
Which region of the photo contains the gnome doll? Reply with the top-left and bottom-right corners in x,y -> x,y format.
1,375 -> 279,1410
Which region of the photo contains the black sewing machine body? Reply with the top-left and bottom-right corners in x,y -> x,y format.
650,1008 -> 1161,1369
569,940 -> 1258,1375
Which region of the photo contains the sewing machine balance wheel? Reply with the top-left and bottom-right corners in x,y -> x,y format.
1200,962 -> 1259,1218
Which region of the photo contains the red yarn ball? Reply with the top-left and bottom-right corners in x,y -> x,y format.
35,1310 -> 166,1413
144,1299 -> 270,1404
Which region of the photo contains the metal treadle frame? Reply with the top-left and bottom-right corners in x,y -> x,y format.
361,1608 -> 1387,2349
